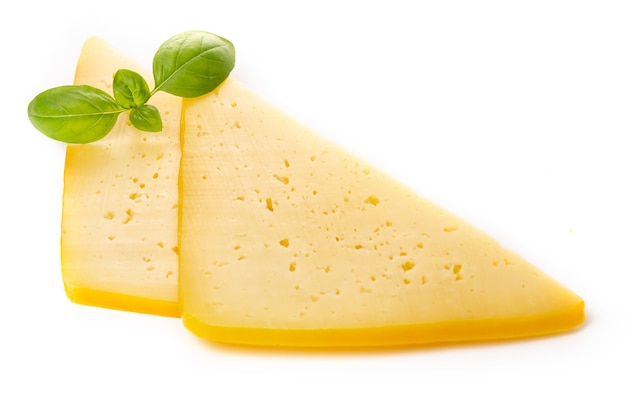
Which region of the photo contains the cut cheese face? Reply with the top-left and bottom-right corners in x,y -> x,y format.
61,37 -> 181,317
180,79 -> 584,346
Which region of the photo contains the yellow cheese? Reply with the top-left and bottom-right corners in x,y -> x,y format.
61,37 -> 181,317
180,79 -> 584,346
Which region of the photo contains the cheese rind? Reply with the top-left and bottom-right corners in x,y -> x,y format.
180,79 -> 584,346
183,305 -> 584,347
61,37 -> 181,317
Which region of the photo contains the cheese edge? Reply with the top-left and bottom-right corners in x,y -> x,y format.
64,282 -> 180,317
182,300 -> 585,347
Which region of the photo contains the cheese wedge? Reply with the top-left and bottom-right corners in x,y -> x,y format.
180,79 -> 585,346
61,37 -> 181,317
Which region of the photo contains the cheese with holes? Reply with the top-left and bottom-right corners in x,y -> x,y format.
61,37 -> 181,317
180,79 -> 584,346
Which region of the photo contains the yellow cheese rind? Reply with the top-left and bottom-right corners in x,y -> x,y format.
184,302 -> 584,347
61,37 -> 181,316
64,283 -> 179,317
180,79 -> 584,346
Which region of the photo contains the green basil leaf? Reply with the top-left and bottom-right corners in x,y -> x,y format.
152,30 -> 235,98
129,104 -> 163,132
27,85 -> 125,144
113,69 -> 151,109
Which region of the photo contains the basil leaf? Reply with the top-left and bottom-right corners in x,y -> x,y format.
113,69 -> 151,109
27,85 -> 125,144
152,30 -> 235,98
129,104 -> 163,132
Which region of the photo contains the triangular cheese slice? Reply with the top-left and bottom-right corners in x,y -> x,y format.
180,79 -> 584,346
61,37 -> 181,317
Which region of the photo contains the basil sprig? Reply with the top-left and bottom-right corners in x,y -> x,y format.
27,30 -> 235,144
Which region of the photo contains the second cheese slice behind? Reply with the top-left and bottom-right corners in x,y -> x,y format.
61,37 -> 181,317
179,79 -> 584,347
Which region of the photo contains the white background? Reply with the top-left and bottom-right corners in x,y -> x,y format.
2,1 -> 625,415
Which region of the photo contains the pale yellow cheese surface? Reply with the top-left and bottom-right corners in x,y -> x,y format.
180,79 -> 584,346
61,37 -> 181,317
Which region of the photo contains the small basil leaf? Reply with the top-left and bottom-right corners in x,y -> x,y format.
27,85 -> 125,144
152,30 -> 235,98
129,104 -> 163,132
113,69 -> 151,109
